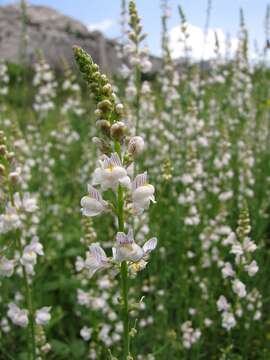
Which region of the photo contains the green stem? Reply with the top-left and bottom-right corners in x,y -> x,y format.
114,145 -> 130,359
10,189 -> 36,360
120,260 -> 130,359
17,232 -> 36,360
135,63 -> 141,135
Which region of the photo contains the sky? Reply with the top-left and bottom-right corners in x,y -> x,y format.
0,0 -> 269,59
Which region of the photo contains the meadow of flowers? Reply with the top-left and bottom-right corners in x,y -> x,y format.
0,0 -> 270,359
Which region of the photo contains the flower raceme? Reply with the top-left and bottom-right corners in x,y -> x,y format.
73,46 -> 158,358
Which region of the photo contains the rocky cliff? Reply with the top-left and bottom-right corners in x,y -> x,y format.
0,4 -> 124,73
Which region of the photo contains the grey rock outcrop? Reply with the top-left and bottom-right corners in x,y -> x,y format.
0,4 -> 122,73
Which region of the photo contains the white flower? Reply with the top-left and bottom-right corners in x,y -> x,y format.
221,262 -> 235,278
7,303 -> 28,328
0,318 -> 10,333
181,174 -> 193,185
0,207 -> 21,234
244,260 -> 259,276
204,318 -> 213,327
132,172 -> 155,214
80,326 -> 92,341
0,256 -> 15,277
243,238 -> 257,253
77,289 -> 91,307
230,242 -> 243,256
223,232 -> 236,246
92,153 -> 130,191
128,136 -> 144,156
20,239 -> 44,273
217,295 -> 230,312
81,185 -> 109,217
113,229 -> 157,263
84,243 -> 110,277
232,279 -> 246,298
75,256 -> 85,272
14,192 -> 38,213
222,312 -> 236,331
35,307 -> 51,325
254,310 -> 261,321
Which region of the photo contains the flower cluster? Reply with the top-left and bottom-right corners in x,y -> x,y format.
216,206 -> 259,331
61,59 -> 85,116
0,130 -> 51,358
33,52 -> 57,117
73,45 -> 157,358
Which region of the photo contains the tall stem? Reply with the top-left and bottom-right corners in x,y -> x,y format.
135,63 -> 141,135
115,140 -> 130,359
120,260 -> 130,359
10,195 -> 36,360
16,232 -> 36,360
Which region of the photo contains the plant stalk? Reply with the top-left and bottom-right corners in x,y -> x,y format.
115,143 -> 130,359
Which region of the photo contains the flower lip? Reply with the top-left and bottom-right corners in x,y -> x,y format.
81,185 -> 109,217
116,229 -> 134,245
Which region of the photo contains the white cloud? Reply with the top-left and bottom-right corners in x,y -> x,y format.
169,23 -> 238,60
87,19 -> 115,33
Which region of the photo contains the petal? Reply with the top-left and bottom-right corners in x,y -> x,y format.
133,172 -> 147,191
87,185 -> 102,202
89,243 -> 107,261
143,237 -> 157,254
127,229 -> 134,243
111,153 -> 122,167
81,197 -> 104,217
92,168 -> 102,185
119,175 -> 131,188
112,247 -> 117,260
116,232 -> 128,245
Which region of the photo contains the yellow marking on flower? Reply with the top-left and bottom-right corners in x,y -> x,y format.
107,164 -> 114,172
123,244 -> 133,250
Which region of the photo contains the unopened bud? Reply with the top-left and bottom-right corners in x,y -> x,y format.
97,99 -> 112,112
96,119 -> 111,136
128,136 -> 144,156
92,71 -> 101,81
102,84 -> 113,95
0,164 -> 5,175
110,121 -> 126,140
129,328 -> 137,337
115,103 -> 124,115
92,137 -> 111,154
100,74 -> 108,83
41,343 -> 51,353
0,145 -> 7,155
92,64 -> 99,72
9,172 -> 19,184
6,152 -> 15,161
94,109 -> 102,117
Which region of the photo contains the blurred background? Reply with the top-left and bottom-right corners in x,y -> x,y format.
0,0 -> 269,72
